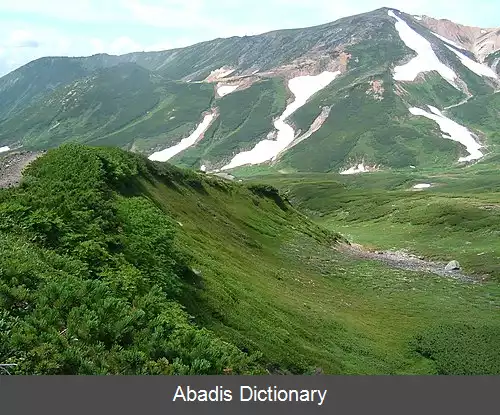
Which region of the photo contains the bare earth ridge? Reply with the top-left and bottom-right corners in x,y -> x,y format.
0,151 -> 45,189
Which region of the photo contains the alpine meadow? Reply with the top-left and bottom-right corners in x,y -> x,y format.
0,5 -> 499,375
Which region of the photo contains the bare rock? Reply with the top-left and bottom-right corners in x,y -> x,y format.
445,260 -> 461,271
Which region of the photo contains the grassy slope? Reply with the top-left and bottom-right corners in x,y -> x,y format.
278,70 -> 459,172
248,167 -> 500,280
238,168 -> 500,374
0,57 -> 93,121
173,78 -> 287,168
449,92 -> 500,150
0,145 -> 498,374
138,164 -> 500,374
401,72 -> 467,108
0,64 -> 215,152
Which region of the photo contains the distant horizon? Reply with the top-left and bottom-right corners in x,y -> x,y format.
1,1 -> 499,77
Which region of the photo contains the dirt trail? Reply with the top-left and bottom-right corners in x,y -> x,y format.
337,242 -> 479,283
0,151 -> 45,189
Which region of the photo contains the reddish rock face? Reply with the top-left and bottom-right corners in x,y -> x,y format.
419,16 -> 500,62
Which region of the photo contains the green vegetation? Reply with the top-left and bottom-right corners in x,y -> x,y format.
413,324 -> 500,375
0,145 -> 260,374
1,6 -> 500,376
402,72 -> 467,108
0,64 -> 214,153
281,70 -> 459,172
175,78 -> 287,168
240,169 -> 500,374
450,92 -> 500,147
1,145 -> 499,375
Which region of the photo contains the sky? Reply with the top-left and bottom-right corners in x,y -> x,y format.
0,0 -> 499,77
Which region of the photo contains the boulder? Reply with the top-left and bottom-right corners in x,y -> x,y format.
445,260 -> 460,271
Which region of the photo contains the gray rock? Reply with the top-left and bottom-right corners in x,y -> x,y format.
445,260 -> 460,271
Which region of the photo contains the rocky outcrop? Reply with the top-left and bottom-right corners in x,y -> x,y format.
0,151 -> 44,188
420,16 -> 500,62
445,260 -> 461,271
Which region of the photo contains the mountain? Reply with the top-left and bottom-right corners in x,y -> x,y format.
1,144 -> 498,375
0,7 -> 499,174
416,14 -> 500,61
1,6 -> 500,375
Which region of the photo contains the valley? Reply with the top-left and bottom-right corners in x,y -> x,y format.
0,6 -> 499,376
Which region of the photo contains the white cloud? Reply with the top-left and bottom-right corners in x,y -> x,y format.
6,30 -> 39,48
0,1 -> 126,23
109,36 -> 143,55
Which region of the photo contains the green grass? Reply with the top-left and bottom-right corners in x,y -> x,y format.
1,145 -> 499,374
279,70 -> 460,172
137,162 -> 500,374
401,72 -> 467,108
249,167 -> 500,280
0,64 -> 215,153
174,78 -> 287,168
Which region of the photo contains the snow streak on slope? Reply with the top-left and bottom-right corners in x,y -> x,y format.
431,32 -> 464,50
149,111 -> 217,162
0,146 -> 10,153
388,10 -> 457,85
409,105 -> 483,162
221,71 -> 340,170
277,106 -> 332,157
444,45 -> 498,79
217,85 -> 238,97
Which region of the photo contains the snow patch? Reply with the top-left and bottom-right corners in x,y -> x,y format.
217,84 -> 238,97
414,15 -> 422,21
274,107 -> 331,160
409,105 -> 483,162
0,146 -> 10,153
388,10 -> 457,85
200,165 -> 207,172
149,111 -> 217,162
431,32 -> 464,50
444,45 -> 498,79
413,183 -> 431,189
221,71 -> 341,170
340,161 -> 378,175
48,121 -> 60,131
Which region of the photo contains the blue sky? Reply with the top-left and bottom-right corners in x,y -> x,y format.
0,0 -> 499,76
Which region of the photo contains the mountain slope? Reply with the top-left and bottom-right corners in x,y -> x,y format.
0,7 -> 499,173
0,57 -> 93,121
417,15 -> 500,62
0,63 -> 215,152
1,144 -> 499,375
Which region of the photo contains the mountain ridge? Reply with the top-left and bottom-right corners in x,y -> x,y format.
0,7 -> 499,175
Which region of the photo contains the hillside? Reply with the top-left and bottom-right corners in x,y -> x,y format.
0,7 -> 499,174
0,145 -> 499,375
